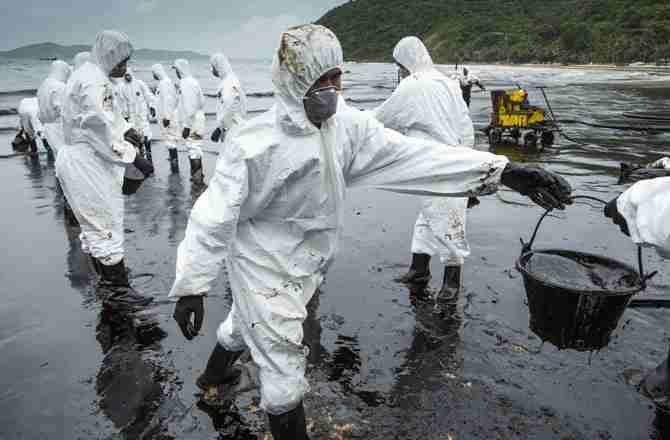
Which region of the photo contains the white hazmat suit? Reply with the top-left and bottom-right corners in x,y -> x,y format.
18,97 -> 44,141
56,31 -> 137,266
117,69 -> 152,141
169,25 -> 509,415
173,59 -> 205,159
618,177 -> 670,258
151,64 -> 179,150
37,60 -> 71,156
73,52 -> 91,70
211,52 -> 247,136
374,36 -> 475,266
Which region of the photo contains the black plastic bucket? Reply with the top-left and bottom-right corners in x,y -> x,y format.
515,196 -> 655,352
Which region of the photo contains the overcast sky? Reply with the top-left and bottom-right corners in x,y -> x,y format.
0,0 -> 347,57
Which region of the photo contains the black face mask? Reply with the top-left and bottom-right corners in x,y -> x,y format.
303,86 -> 338,127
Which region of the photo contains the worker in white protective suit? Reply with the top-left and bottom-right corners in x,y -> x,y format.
173,59 -> 206,184
605,177 -> 670,407
168,24 -> 572,439
56,30 -> 154,306
151,63 -> 180,171
459,67 -> 485,108
37,60 -> 71,159
16,97 -> 51,157
209,52 -> 247,146
118,68 -> 154,159
73,51 -> 91,70
374,36 -> 476,302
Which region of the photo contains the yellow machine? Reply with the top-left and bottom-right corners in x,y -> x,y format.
486,88 -> 557,149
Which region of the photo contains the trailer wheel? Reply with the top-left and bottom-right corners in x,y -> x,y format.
488,128 -> 502,146
523,132 -> 538,149
541,131 -> 555,147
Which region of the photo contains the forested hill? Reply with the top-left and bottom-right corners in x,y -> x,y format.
316,0 -> 670,65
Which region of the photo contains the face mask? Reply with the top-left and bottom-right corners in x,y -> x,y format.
303,86 -> 338,127
395,64 -> 410,88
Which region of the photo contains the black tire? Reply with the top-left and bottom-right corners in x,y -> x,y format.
541,131 -> 555,147
489,128 -> 503,145
523,132 -> 538,149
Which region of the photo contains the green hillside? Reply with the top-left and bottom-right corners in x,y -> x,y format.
316,0 -> 670,64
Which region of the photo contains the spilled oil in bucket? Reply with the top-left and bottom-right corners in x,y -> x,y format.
525,252 -> 638,291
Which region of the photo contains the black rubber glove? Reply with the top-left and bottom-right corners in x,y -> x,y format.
210,127 -> 222,143
173,295 -> 205,340
500,163 -> 573,210
124,128 -> 143,149
604,196 -> 630,236
133,155 -> 154,177
467,196 -> 480,209
182,127 -> 191,139
162,119 -> 170,128
150,107 -> 156,118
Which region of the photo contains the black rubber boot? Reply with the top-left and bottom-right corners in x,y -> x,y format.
268,401 -> 310,440
196,344 -> 245,391
144,138 -> 152,161
395,253 -> 431,285
190,158 -> 205,185
98,259 -> 153,306
29,139 -> 38,156
438,265 -> 462,303
43,139 -> 54,162
642,345 -> 670,405
90,256 -> 102,275
168,148 -> 179,173
98,260 -> 130,287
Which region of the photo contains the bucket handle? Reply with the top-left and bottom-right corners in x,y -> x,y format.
520,195 -> 658,289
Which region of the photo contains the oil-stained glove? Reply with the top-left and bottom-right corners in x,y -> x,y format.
467,197 -> 480,209
133,155 -> 154,177
210,127 -> 223,143
124,128 -> 143,149
182,127 -> 191,139
162,119 -> 170,128
500,163 -> 573,210
173,295 -> 205,340
604,196 -> 630,237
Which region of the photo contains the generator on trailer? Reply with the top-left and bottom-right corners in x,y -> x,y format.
485,87 -> 558,149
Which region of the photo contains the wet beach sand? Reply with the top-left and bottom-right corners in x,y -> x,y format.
0,64 -> 669,439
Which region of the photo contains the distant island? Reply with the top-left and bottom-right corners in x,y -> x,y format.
0,42 -> 208,60
316,0 -> 670,65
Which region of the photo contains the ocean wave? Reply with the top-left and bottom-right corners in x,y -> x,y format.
0,88 -> 37,97
247,91 -> 274,98
345,97 -> 385,104
204,91 -> 275,99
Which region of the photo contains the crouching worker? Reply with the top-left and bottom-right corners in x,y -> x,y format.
16,97 -> 51,158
